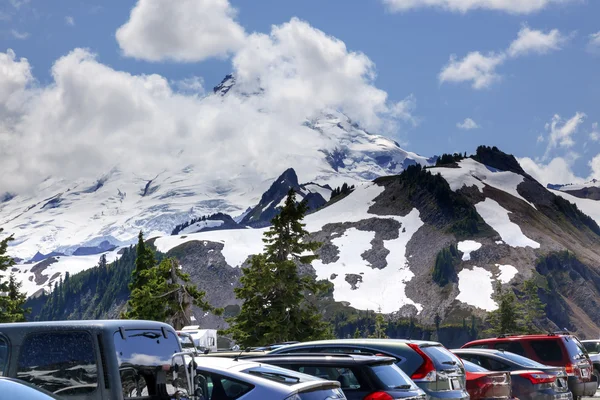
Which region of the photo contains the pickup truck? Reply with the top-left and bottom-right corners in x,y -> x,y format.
0,320 -> 200,400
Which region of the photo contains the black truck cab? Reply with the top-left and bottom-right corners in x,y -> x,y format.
0,320 -> 197,400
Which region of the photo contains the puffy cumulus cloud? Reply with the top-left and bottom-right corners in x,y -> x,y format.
590,154 -> 600,180
0,22 -> 415,194
440,26 -> 568,89
116,0 -> 246,62
542,112 -> 586,158
382,0 -> 570,14
507,26 -> 569,57
439,52 -> 504,89
232,18 -> 408,132
457,117 -> 480,130
590,122 -> 599,142
518,156 -> 583,186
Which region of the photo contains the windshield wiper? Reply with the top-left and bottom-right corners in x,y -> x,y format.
130,332 -> 161,339
393,385 -> 413,389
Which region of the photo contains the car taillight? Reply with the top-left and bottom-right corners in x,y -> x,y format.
518,372 -> 556,384
408,343 -> 436,381
565,364 -> 579,377
363,392 -> 394,400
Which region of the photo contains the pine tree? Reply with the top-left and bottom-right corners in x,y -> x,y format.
0,229 -> 30,322
130,231 -> 156,290
353,327 -> 362,338
369,310 -> 388,339
226,189 -> 333,347
122,257 -> 217,329
485,282 -> 524,336
522,280 -> 545,333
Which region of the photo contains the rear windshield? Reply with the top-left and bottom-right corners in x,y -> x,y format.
583,341 -> 600,355
529,340 -> 564,363
420,345 -> 463,370
368,363 -> 417,389
297,388 -> 346,399
563,337 -> 587,361
496,351 -> 547,368
244,365 -> 320,386
462,360 -> 488,373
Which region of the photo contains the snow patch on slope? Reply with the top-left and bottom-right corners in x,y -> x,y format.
457,240 -> 482,261
432,158 -> 535,208
179,220 -> 224,235
475,199 -> 540,248
551,190 -> 600,227
456,267 -> 496,311
496,264 -> 518,283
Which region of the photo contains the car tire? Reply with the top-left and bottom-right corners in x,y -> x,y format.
594,368 -> 600,390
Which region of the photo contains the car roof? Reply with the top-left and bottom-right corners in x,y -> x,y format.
242,353 -> 396,366
273,338 -> 439,349
465,334 -> 570,345
453,348 -> 511,356
0,319 -> 173,333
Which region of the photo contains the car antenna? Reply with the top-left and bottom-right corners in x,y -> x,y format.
233,347 -> 250,362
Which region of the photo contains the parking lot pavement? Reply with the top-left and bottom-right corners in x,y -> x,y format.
583,389 -> 600,399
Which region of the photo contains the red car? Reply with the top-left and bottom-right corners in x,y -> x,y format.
462,333 -> 596,399
462,360 -> 512,400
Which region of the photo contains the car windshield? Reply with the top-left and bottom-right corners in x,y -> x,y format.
583,341 -> 600,355
179,336 -> 195,349
369,363 -> 417,389
563,337 -> 587,361
420,345 -> 464,370
244,365 -> 320,386
462,360 -> 489,373
496,351 -> 547,368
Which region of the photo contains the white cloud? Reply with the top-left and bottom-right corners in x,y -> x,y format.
588,32 -> 600,53
173,76 -> 205,96
457,117 -> 480,130
65,16 -> 75,26
542,112 -> 586,158
518,156 -> 583,186
440,26 -> 568,89
439,52 -> 504,89
507,26 -> 568,57
9,0 -> 30,9
590,154 -> 600,180
0,22 -> 414,194
116,0 -> 246,62
590,122 -> 599,142
382,0 -> 571,14
10,30 -> 30,40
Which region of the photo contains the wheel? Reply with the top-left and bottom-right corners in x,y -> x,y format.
594,368 -> 600,390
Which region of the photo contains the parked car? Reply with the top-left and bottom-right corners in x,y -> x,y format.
242,353 -> 428,400
461,359 -> 512,400
453,348 -> 572,400
580,340 -> 600,385
268,339 -> 469,400
462,333 -> 596,398
0,378 -> 60,400
192,356 -> 346,399
179,326 -> 218,353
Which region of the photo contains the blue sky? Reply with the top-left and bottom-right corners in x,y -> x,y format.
1,0 -> 599,185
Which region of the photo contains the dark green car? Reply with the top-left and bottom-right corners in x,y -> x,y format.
269,339 -> 469,400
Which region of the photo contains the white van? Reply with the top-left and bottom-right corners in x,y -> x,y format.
179,326 -> 218,353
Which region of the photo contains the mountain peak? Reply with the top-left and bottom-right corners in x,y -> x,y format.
473,145 -> 527,176
213,74 -> 235,96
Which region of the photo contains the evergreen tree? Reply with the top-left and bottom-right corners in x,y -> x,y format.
369,310 -> 388,339
353,327 -> 362,338
122,258 -> 216,329
227,189 -> 333,347
485,282 -> 524,336
522,280 -> 545,333
0,229 -> 30,322
130,231 -> 156,290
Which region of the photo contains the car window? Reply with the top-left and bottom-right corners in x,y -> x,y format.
195,372 -> 254,400
493,342 -> 526,356
315,346 -> 378,356
17,331 -> 98,395
0,338 -> 8,376
496,352 -> 547,368
478,356 -> 511,371
296,388 -> 346,399
462,360 -> 489,373
529,340 -> 563,363
369,363 -> 417,389
420,345 -> 463,370
563,337 -> 587,361
114,329 -> 182,399
583,341 -> 600,355
244,365 -> 321,385
293,365 -> 361,390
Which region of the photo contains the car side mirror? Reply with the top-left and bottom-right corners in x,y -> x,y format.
203,349 -> 209,355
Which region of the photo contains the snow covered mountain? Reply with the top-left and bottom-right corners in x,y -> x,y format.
0,75 -> 432,263
9,145 -> 600,338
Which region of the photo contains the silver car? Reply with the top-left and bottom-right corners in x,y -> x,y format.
192,356 -> 346,399
0,377 -> 59,399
